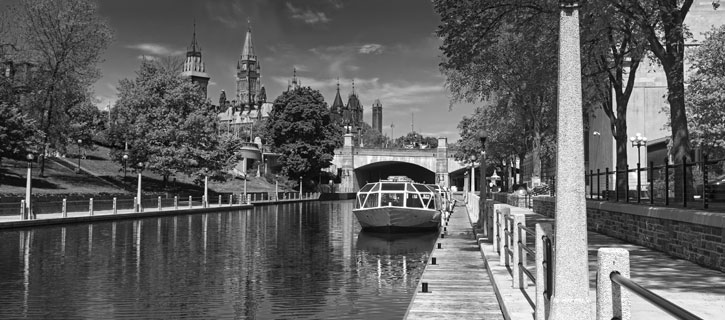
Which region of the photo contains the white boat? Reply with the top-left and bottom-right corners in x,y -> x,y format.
353,177 -> 442,232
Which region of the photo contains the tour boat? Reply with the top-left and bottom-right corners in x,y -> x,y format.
353,177 -> 442,232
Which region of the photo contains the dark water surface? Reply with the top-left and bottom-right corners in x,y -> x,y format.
0,200 -> 436,319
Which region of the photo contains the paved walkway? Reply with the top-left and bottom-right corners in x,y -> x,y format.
404,203 -> 504,319
472,201 -> 725,320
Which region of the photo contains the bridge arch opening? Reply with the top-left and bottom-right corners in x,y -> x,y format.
354,161 -> 435,190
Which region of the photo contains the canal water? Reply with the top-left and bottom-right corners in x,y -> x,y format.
0,200 -> 437,319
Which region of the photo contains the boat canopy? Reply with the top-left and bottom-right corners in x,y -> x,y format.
355,181 -> 439,210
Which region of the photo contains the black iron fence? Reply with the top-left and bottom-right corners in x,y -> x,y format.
585,155 -> 725,209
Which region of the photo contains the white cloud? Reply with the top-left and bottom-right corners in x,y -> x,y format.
127,43 -> 184,56
136,55 -> 159,61
359,43 -> 384,54
205,1 -> 247,29
286,2 -> 331,24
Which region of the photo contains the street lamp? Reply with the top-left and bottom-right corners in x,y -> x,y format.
136,162 -> 143,212
76,139 -> 82,174
122,153 -> 128,180
299,177 -> 303,197
630,132 -> 648,165
25,153 -> 34,220
479,132 -> 487,199
275,174 -> 279,200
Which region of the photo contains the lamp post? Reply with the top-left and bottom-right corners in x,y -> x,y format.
136,162 -> 143,212
299,177 -> 303,197
478,132 -> 488,236
76,139 -> 82,174
629,132 -> 647,165
275,174 -> 279,200
25,153 -> 34,220
122,153 -> 128,180
469,154 -> 476,194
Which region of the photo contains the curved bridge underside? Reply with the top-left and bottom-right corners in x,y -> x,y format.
354,161 -> 435,190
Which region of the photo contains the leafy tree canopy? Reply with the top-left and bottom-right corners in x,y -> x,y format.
267,87 -> 343,180
109,60 -> 241,184
686,24 -> 725,160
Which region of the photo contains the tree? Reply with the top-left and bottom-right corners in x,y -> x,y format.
109,60 -> 240,185
0,104 -> 43,162
580,0 -> 649,195
612,0 -> 720,196
267,87 -> 343,183
10,0 -> 112,175
685,25 -> 725,163
434,0 -> 558,185
359,122 -> 387,148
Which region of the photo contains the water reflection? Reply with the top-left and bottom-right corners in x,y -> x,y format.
0,200 -> 436,319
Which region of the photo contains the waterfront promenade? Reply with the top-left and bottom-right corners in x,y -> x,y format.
404,201 -> 504,319
471,200 -> 725,320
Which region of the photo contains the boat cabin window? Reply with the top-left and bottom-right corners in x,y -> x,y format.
420,193 -> 433,208
363,193 -> 378,208
371,183 -> 381,191
413,184 -> 432,192
380,183 -> 405,191
356,194 -> 366,209
381,193 -> 404,207
406,184 -> 416,192
359,184 -> 374,192
406,193 -> 424,208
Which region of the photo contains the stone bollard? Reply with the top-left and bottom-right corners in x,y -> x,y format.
174,196 -> 178,209
89,198 -> 94,216
229,195 -> 233,206
113,197 -> 117,215
218,195 -> 222,207
158,196 -> 162,211
20,200 -> 25,220
188,195 -> 193,209
512,212 -> 526,289
535,223 -> 554,320
62,199 -> 67,218
499,207 -> 510,266
596,248 -> 630,320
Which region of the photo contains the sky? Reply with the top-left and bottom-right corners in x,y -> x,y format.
91,0 -> 477,141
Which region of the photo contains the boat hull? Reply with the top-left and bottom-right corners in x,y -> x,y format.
353,207 -> 441,232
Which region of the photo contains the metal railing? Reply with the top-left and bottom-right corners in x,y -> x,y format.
8,192 -> 322,221
596,248 -> 703,320
585,155 -> 725,209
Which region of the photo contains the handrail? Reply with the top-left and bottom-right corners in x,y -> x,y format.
610,271 -> 703,320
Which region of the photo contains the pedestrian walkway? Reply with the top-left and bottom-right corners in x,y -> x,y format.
404,203 -> 504,319
474,203 -> 725,320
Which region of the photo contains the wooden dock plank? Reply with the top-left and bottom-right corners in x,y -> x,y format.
404,203 -> 504,320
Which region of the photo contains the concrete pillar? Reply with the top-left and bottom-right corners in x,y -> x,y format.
596,248 -> 630,320
548,1 -> 592,319
341,133 -> 355,193
436,137 -> 449,187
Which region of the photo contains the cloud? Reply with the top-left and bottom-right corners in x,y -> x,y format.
136,55 -> 159,61
127,43 -> 184,56
359,43 -> 384,54
205,1 -> 247,29
286,2 -> 331,24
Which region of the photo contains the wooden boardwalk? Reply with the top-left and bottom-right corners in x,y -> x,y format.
404,202 -> 504,319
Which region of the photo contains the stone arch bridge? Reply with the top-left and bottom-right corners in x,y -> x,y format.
330,135 -> 467,192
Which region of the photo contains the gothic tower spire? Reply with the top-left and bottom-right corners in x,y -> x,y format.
182,20 -> 210,99
236,19 -> 261,106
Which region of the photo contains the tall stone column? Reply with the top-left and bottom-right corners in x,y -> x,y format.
436,137 -> 449,187
341,133 -> 355,193
548,1 -> 592,319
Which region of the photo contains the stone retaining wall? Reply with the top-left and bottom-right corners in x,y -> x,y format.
533,196 -> 725,272
492,192 -> 530,208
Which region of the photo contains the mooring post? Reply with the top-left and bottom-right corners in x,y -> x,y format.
89,198 -> 94,216
62,199 -> 67,218
113,197 -> 117,215
548,1 -> 593,318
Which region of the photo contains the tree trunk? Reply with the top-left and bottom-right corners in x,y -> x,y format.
532,128 -> 542,186
661,14 -> 693,202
